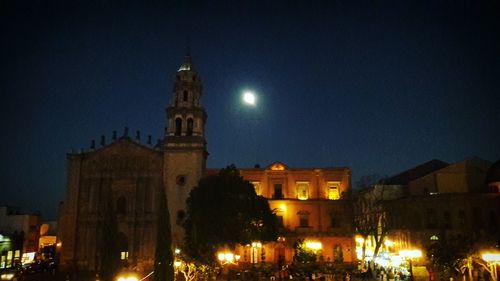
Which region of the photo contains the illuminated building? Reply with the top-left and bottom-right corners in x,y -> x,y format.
354,158 -> 500,265
204,162 -> 356,264
0,206 -> 40,268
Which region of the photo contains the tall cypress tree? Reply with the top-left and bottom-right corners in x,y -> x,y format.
100,187 -> 120,281
154,186 -> 174,281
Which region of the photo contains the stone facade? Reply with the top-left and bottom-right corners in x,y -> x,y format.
59,54 -> 208,272
58,138 -> 164,271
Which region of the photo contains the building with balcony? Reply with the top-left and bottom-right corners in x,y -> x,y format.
231,162 -> 356,264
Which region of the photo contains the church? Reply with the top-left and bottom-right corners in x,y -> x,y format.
58,53 -> 356,272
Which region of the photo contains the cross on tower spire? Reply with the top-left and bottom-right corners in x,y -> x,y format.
178,37 -> 193,72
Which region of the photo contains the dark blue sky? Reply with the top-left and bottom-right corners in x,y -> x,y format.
1,1 -> 499,219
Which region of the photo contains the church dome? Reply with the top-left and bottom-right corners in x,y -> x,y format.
486,159 -> 500,183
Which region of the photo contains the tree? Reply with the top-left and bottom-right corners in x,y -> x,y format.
154,186 -> 174,281
427,235 -> 474,278
184,165 -> 278,264
174,254 -> 214,281
353,184 -> 390,274
427,235 -> 498,280
99,188 -> 121,281
293,239 -> 317,263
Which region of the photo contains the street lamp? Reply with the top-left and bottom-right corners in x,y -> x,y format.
481,252 -> 500,281
217,251 -> 240,265
399,249 -> 422,281
116,273 -> 138,281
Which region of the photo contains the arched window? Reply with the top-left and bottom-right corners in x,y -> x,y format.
116,197 -> 126,215
187,118 -> 193,136
175,118 -> 182,136
183,90 -> 188,102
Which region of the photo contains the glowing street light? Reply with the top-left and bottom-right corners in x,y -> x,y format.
305,241 -> 323,251
218,253 -> 225,262
217,251 -> 239,265
481,251 -> 500,281
116,273 -> 138,281
399,249 -> 422,281
399,250 -> 422,259
482,252 -> 500,263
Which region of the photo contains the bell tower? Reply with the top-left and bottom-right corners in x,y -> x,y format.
164,51 -> 208,246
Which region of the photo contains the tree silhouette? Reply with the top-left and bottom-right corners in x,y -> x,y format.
99,188 -> 120,281
154,186 -> 174,281
184,165 -> 278,264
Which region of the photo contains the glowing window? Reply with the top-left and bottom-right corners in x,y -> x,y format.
6,251 -> 12,267
120,251 -> 129,260
327,182 -> 340,200
296,182 -> 309,200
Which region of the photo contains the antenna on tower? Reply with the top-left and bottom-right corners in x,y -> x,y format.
178,36 -> 193,72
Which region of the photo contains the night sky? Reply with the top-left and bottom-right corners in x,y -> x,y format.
1,1 -> 499,219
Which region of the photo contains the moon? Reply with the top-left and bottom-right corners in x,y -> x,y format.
242,91 -> 256,106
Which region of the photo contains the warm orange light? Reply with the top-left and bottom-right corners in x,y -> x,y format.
270,163 -> 285,171
355,236 -> 365,243
305,241 -> 322,250
279,203 -> 287,212
217,251 -> 239,265
251,242 -> 262,248
116,273 -> 138,281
